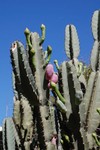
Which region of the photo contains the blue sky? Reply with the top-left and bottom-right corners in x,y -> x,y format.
0,0 -> 99,125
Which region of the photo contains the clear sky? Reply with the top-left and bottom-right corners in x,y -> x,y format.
0,0 -> 100,125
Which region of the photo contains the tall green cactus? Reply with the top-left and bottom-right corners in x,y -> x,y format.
2,10 -> 100,150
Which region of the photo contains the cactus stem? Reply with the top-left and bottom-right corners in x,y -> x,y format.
24,28 -> 36,70
24,28 -> 32,50
54,60 -> 60,71
92,133 -> 100,146
50,82 -> 65,104
40,24 -> 46,45
43,46 -> 52,68
55,98 -> 67,113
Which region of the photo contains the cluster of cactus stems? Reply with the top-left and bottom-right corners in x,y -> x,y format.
2,10 -> 100,150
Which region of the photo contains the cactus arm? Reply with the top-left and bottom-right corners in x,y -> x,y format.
67,61 -> 83,106
43,45 -> 52,68
24,28 -> 32,50
55,98 -> 67,113
54,60 -> 60,71
50,81 -> 66,104
17,41 -> 39,105
24,28 -> 36,71
39,24 -> 46,45
59,61 -> 72,118
11,41 -> 38,105
91,10 -> 100,41
92,133 -> 100,146
10,42 -> 22,97
65,24 -> 80,59
30,32 -> 49,105
56,99 -> 67,113
30,33 -> 57,149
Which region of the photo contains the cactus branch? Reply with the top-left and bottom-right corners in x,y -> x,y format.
54,60 -> 60,71
50,81 -> 66,104
40,24 -> 46,45
55,98 -> 67,113
24,28 -> 32,50
43,45 -> 52,68
24,28 -> 36,70
92,133 -> 100,146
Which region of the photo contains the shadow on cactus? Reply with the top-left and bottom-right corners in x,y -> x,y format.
2,10 -> 100,150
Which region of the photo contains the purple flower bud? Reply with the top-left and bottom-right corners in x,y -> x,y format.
45,64 -> 54,80
50,73 -> 58,84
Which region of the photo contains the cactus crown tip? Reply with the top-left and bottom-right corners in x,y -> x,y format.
24,28 -> 30,34
41,24 -> 45,28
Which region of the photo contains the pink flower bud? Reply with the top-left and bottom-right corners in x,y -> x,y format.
45,64 -> 54,80
50,73 -> 58,84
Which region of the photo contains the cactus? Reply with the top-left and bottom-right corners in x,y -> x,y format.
2,10 -> 100,150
